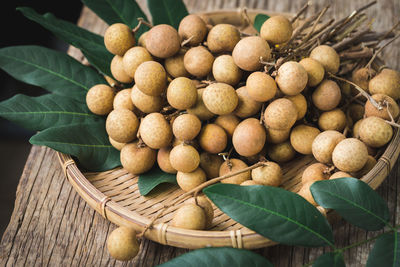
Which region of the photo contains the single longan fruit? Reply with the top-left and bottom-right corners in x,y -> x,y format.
138,31 -> 148,48
330,171 -> 351,179
266,128 -> 291,144
214,114 -> 240,137
267,141 -> 296,163
187,89 -> 214,121
318,109 -> 346,132
130,85 -> 163,113
169,144 -> 200,172
177,167 -> 206,192
234,86 -> 262,118
86,84 -> 115,115
285,94 -> 307,121
241,180 -> 261,186
186,196 -> 214,228
134,61 -> 167,96
312,130 -> 345,164
113,89 -> 134,111
369,69 -> 400,100
157,147 -> 177,174
332,138 -> 368,172
219,159 -> 250,184
106,109 -> 139,143
365,94 -> 399,120
140,113 -> 173,149
232,36 -> 271,71
184,46 -> 214,78
312,80 -> 341,111
351,67 -> 376,91
200,152 -> 224,178
290,125 -> 320,155
178,14 -> 207,46
198,124 -> 227,154
167,77 -> 198,110
121,142 -> 156,174
107,227 -> 139,261
212,55 -> 242,86
246,72 -> 277,102
352,155 -> 377,177
348,104 -> 365,123
207,24 -> 240,53
275,61 -> 308,96
251,162 -> 282,186
122,46 -> 153,78
111,55 -> 134,83
146,24 -> 180,58
109,136 -> 125,151
301,163 -> 330,184
298,181 -> 317,206
264,98 -> 297,130
203,83 -> 238,115
352,119 -> 363,138
172,114 -> 201,141
104,23 -> 135,56
359,116 -> 393,148
171,203 -> 206,230
299,58 -> 325,87
164,50 -> 190,78
260,15 -> 293,44
310,45 -> 340,74
233,118 -> 266,157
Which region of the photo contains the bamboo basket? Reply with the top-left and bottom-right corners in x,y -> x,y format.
57,10 -> 400,249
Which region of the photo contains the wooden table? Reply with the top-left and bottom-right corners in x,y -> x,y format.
1,0 -> 399,266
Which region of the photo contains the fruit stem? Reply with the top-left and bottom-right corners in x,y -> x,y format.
365,34 -> 400,69
290,1 -> 310,24
181,36 -> 194,47
132,18 -> 153,33
369,20 -> 400,50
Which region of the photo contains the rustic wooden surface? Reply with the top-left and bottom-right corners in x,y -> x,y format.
1,0 -> 399,266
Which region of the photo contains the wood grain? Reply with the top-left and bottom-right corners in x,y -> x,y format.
1,0 -> 399,266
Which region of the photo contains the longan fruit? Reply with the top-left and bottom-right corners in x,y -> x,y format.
330,171 -> 351,179
312,80 -> 341,111
146,24 -> 181,58
264,98 -> 297,130
121,141 -> 156,174
260,15 -> 293,44
202,83 -> 238,115
200,152 -> 224,178
310,45 -> 340,74
86,84 -> 115,115
214,114 -> 240,137
172,137 -> 199,148
312,130 -> 345,164
172,114 -> 201,141
157,147 -> 177,174
171,203 -> 206,230
177,167 -> 206,192
233,118 -> 266,157
164,50 -> 190,78
241,180 -> 261,186
267,141 -> 296,163
207,24 -> 240,53
301,163 -> 330,184
266,128 -> 291,144
251,161 -> 282,186
134,61 -> 167,96
318,109 -> 346,131
186,196 -> 214,228
232,36 -> 271,71
167,77 -> 198,110
198,124 -> 227,154
212,55 -> 242,86
351,67 -> 376,91
347,104 -> 365,123
140,113 -> 173,149
130,85 -> 163,113
138,31 -> 148,48
290,125 -> 320,155
365,94 -> 399,120
299,57 -> 325,87
111,55 -> 134,83
275,61 -> 308,96
178,14 -> 207,46
246,72 -> 277,102
187,89 -> 215,121
245,145 -> 267,165
169,144 -> 200,172
234,86 -> 262,118
122,46 -> 153,79
359,116 -> 393,148
104,23 -> 135,56
219,159 -> 250,184
106,109 -> 139,143
184,46 -> 214,78
107,227 -> 139,261
298,181 -> 317,206
352,119 -> 363,138
369,69 -> 400,100
109,136 -> 125,151
285,94 -> 307,121
113,89 -> 134,111
332,138 -> 368,172
352,155 -> 376,177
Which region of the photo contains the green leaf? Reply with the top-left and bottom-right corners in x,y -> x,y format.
30,121 -> 120,171
138,166 -> 176,195
157,247 -> 273,267
204,184 -> 334,247
310,178 -> 390,231
313,252 -> 345,267
367,232 -> 400,267
254,14 -> 270,32
0,45 -> 106,102
0,94 -> 100,131
82,0 -> 149,40
147,0 -> 188,29
17,7 -> 113,77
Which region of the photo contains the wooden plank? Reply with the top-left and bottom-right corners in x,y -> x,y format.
0,0 -> 399,266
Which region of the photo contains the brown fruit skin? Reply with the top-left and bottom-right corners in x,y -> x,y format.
184,46 -> 214,78
212,55 -> 242,86
266,128 -> 291,144
298,181 -> 317,206
107,227 -> 139,261
157,147 -> 177,174
120,142 -> 156,174
330,171 -> 351,179
203,83 -> 238,115
146,24 -> 181,58
332,138 -> 368,172
233,118 -> 266,157
318,109 -> 346,132
241,180 -> 261,186
267,141 -> 296,163
130,85 -> 163,113
198,124 -> 227,154
275,61 -> 308,96
245,146 -> 267,165
167,77 -> 198,110
200,152 -> 224,178
232,36 -> 271,71
169,144 -> 200,173
352,155 -> 377,177
352,119 -> 363,138
171,204 -> 206,230
214,114 -> 240,137
365,94 -> 399,120
134,61 -> 167,96
109,136 -> 125,151
246,72 -> 277,102
369,69 -> 400,100
111,55 -> 134,83
178,14 -> 207,46
251,162 -> 282,186
86,84 -> 115,115
140,113 -> 173,149
348,104 -> 365,123
301,163 -> 330,184
186,196 -> 214,229
264,98 -> 297,130
106,109 -> 139,143
219,159 -> 250,184
104,23 -> 135,56
187,89 -> 214,121
177,167 -> 207,192
352,67 -> 376,91
113,89 -> 134,111
312,130 -> 345,164
359,116 -> 393,148
299,58 -> 325,87
172,114 -> 201,141
138,31 -> 148,48
290,125 -> 321,155
234,86 -> 262,118
285,94 -> 307,121
260,15 -> 292,44
310,45 -> 340,74
165,51 -> 190,78
207,24 -> 240,53
122,47 -> 153,78
312,80 -> 341,111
